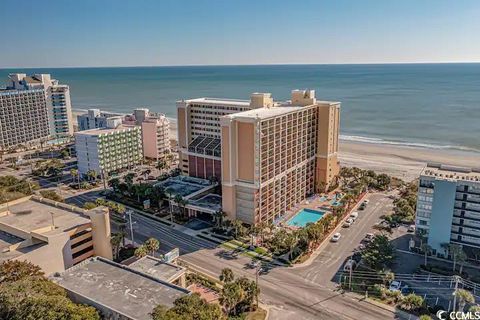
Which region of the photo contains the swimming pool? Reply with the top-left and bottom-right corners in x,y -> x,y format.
287,208 -> 325,227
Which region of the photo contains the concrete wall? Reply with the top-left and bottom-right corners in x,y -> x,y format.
237,122 -> 255,183
88,207 -> 113,260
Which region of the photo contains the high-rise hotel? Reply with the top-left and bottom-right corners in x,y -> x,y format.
177,90 -> 340,224
0,73 -> 73,150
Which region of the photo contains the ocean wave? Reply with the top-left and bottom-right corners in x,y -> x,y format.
340,135 -> 480,153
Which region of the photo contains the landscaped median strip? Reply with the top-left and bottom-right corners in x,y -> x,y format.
219,239 -> 289,266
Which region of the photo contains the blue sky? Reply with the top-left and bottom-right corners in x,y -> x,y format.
1,0 -> 479,67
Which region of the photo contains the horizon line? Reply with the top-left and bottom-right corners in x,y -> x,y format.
2,61 -> 480,70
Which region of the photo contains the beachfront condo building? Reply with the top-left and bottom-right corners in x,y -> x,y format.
221,90 -> 340,224
75,119 -> 142,176
0,87 -> 50,150
6,73 -> 74,138
141,114 -> 170,161
177,95 -> 263,179
415,164 -> 480,257
77,108 -> 125,131
0,195 -> 112,275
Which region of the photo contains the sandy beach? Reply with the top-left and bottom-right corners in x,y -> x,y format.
73,109 -> 480,182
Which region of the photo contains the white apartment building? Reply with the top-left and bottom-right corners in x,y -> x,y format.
2,73 -> 74,144
416,164 -> 480,257
75,119 -> 142,176
0,88 -> 50,150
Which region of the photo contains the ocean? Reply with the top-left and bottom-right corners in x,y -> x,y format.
1,64 -> 479,152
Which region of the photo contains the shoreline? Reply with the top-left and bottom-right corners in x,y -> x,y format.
73,109 -> 480,182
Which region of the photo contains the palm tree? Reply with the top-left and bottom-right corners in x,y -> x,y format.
284,232 -> 298,261
86,169 -> 97,183
214,209 -> 227,230
220,268 -> 235,283
144,238 -> 160,256
448,244 -> 465,272
134,245 -> 148,258
70,168 -> 80,189
164,187 -> 174,222
232,219 -> 244,239
456,289 -> 475,312
111,232 -> 125,260
420,243 -> 432,267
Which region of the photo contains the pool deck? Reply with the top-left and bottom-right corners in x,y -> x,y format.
279,190 -> 344,228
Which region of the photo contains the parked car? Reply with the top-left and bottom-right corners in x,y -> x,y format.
389,280 -> 402,291
359,203 -> 366,210
331,233 -> 342,242
363,233 -> 375,242
350,212 -> 359,221
343,218 -> 354,228
408,225 -> 416,232
363,199 -> 370,204
401,285 -> 412,295
343,259 -> 357,272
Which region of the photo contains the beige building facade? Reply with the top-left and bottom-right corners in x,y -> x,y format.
141,114 -> 170,161
0,196 -> 112,275
221,90 -> 340,224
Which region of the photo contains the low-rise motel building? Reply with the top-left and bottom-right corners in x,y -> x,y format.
0,195 -> 112,275
176,89 -> 340,225
415,164 -> 480,257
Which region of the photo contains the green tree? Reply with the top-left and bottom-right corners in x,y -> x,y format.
220,268 -> 234,284
0,260 -> 43,283
469,305 -> 480,313
220,282 -> 244,316
108,177 -> 121,193
151,293 -> 225,320
361,235 -> 395,271
419,315 -> 432,320
400,293 -> 424,312
134,245 -> 148,258
456,289 -> 475,312
214,209 -> 227,230
420,243 -> 432,267
70,168 -> 80,189
111,232 -> 126,260
284,232 -> 298,261
83,202 -> 98,210
144,238 -> 160,256
39,190 -> 64,202
86,169 -> 97,183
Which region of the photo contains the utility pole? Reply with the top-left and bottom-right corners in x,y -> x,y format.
452,275 -> 460,313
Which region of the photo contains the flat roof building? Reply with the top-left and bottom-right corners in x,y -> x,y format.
0,196 -> 112,275
221,90 -> 340,224
51,256 -> 189,320
77,108 -> 125,131
416,164 -> 480,256
75,122 -> 142,176
141,114 -> 170,161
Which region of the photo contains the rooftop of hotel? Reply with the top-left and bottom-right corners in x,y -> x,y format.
188,193 -> 222,213
223,105 -> 307,120
128,256 -> 186,283
155,175 -> 214,198
0,197 -> 91,237
181,97 -> 251,106
74,124 -> 139,136
51,257 -> 189,320
421,163 -> 480,182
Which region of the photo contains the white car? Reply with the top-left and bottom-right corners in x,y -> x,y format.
408,225 -> 416,232
343,259 -> 357,272
350,212 -> 359,221
389,280 -> 402,291
343,218 -> 354,228
331,233 -> 342,242
363,199 -> 370,204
